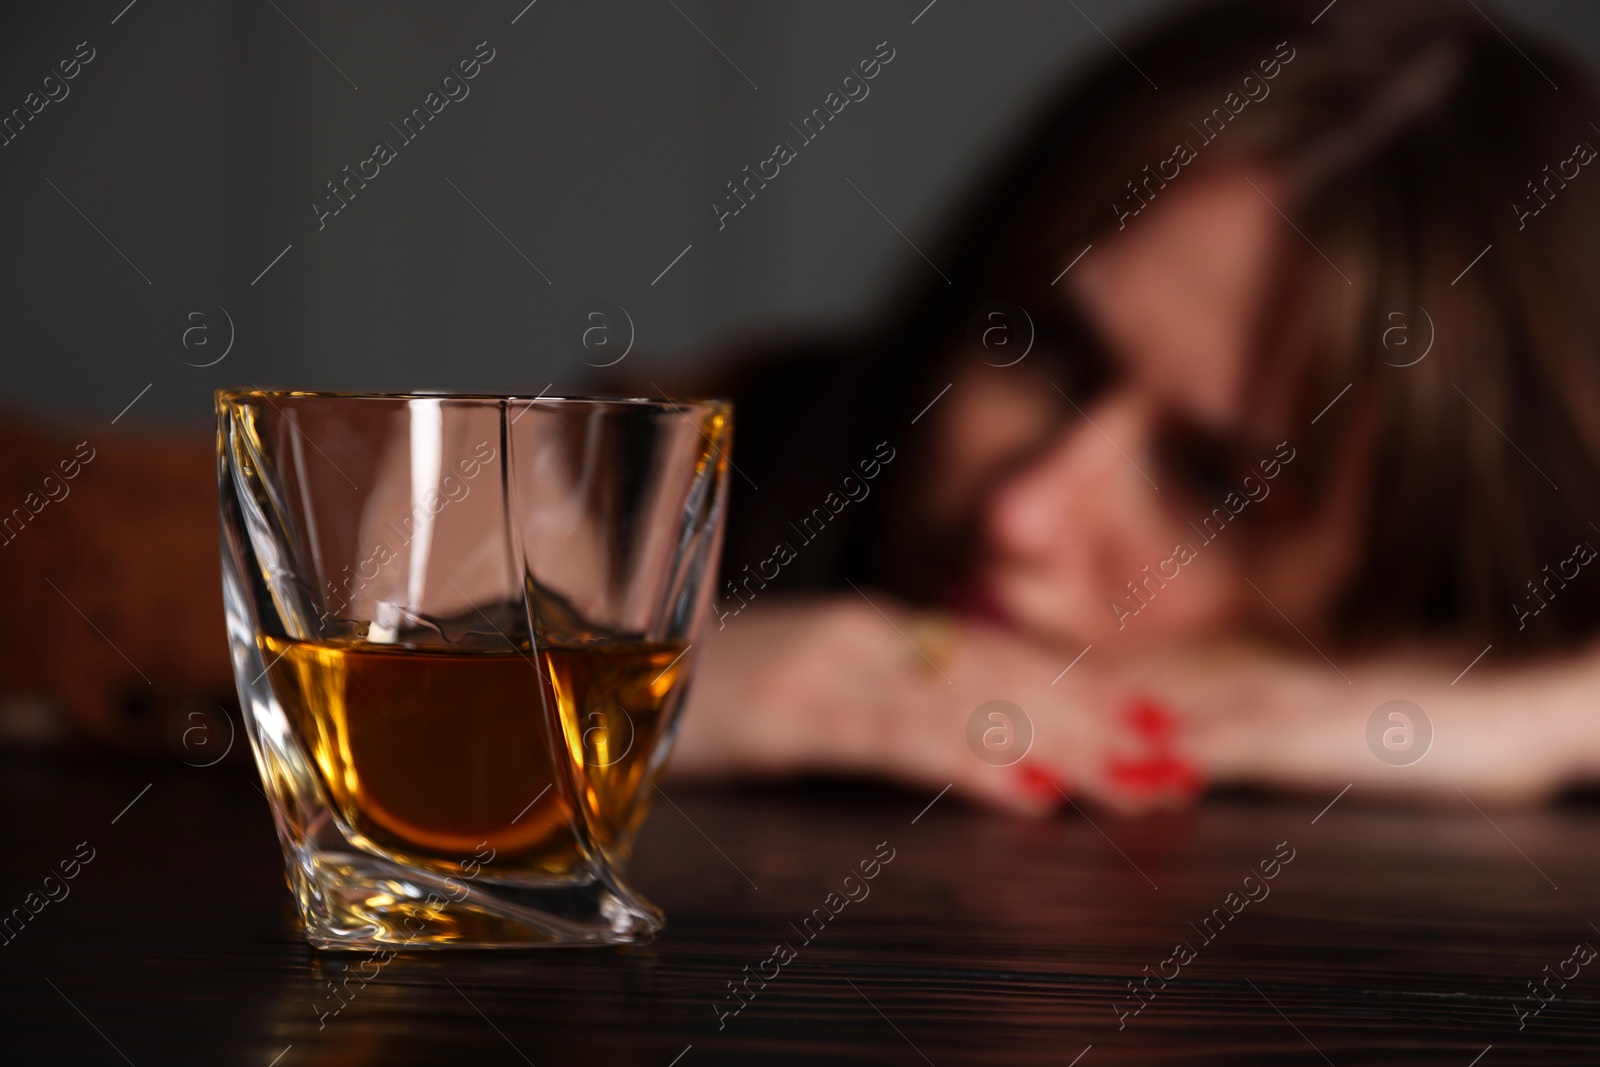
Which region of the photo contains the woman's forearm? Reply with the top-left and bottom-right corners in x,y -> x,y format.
1176,639 -> 1599,804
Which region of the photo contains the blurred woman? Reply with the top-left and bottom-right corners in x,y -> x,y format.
667,0 -> 1600,812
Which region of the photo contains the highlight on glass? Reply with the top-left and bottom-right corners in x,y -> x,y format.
216,391 -> 731,949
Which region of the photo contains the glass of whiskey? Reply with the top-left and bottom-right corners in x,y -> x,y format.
216,391 -> 730,949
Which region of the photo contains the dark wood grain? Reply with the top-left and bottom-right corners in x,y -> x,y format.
2,752 -> 1597,1065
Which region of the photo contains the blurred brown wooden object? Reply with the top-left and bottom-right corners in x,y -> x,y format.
0,415 -> 232,750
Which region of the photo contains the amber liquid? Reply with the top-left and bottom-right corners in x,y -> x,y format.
261,634 -> 688,876
543,643 -> 688,855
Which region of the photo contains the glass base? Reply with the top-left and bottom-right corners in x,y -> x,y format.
292,843 -> 663,950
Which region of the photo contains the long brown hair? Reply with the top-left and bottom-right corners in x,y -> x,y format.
716,0 -> 1600,651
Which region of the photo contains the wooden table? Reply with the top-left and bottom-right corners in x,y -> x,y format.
3,752 -> 1598,1064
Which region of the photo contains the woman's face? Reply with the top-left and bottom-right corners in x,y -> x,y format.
930,168 -> 1368,649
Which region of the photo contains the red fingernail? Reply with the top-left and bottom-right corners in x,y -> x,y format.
1124,697 -> 1179,745
1016,763 -> 1071,802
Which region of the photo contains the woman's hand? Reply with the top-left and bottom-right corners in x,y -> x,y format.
671,592 -> 1206,815
671,592 -> 1595,814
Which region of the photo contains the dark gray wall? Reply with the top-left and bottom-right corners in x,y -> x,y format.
1,0 -> 1596,427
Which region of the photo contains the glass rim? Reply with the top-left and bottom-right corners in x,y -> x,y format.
215,388 -> 731,408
